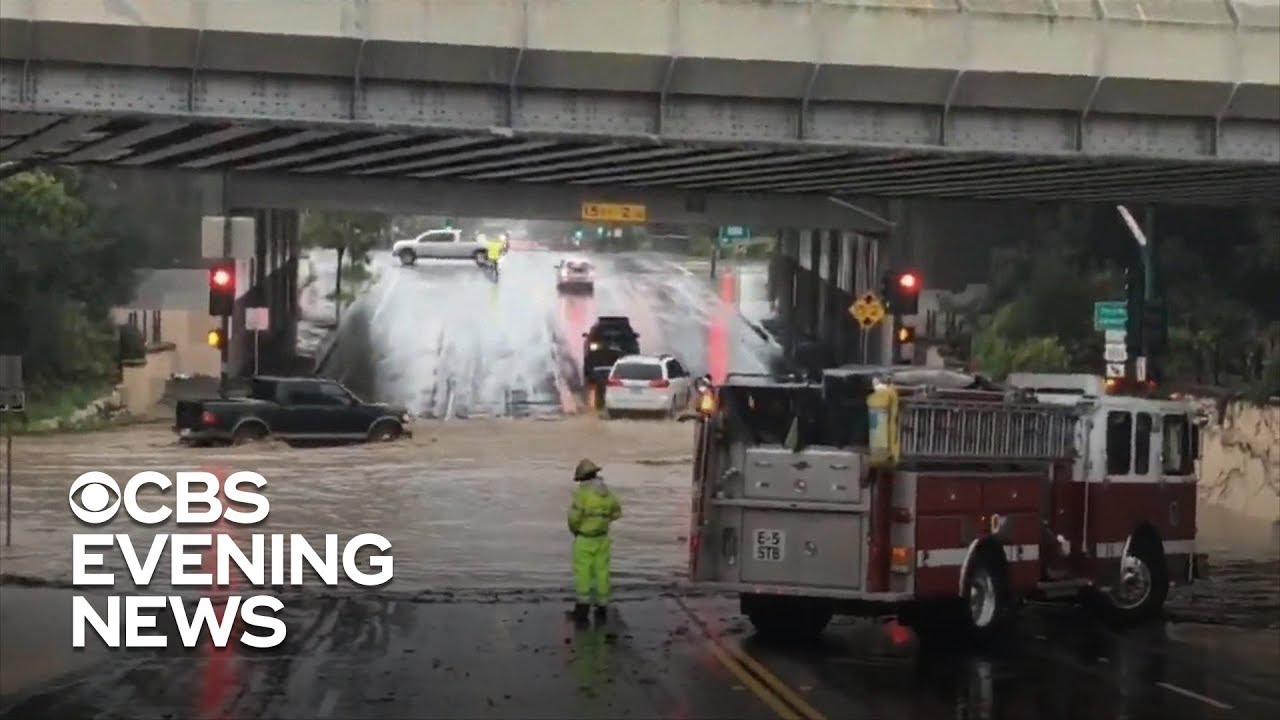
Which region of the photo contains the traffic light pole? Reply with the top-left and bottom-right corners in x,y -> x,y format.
219,215 -> 230,399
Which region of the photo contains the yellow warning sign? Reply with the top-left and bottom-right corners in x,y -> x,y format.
849,292 -> 886,330
581,202 -> 646,223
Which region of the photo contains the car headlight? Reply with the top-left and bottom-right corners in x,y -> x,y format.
589,342 -> 600,351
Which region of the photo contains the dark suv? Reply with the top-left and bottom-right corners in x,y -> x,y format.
582,316 -> 640,384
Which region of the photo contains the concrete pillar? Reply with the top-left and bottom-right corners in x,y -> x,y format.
775,229 -> 798,358
826,230 -> 846,363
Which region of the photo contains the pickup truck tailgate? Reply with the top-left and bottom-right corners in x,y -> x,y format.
174,400 -> 206,429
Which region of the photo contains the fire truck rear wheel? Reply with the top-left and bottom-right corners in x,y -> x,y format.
958,543 -> 1015,643
740,594 -> 833,642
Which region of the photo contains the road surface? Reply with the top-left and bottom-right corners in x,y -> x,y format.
319,250 -> 782,418
1,585 -> 1276,720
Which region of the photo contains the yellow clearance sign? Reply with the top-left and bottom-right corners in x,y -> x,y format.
581,202 -> 646,223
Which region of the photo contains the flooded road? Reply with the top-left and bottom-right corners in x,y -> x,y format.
319,250 -> 781,418
0,420 -> 696,594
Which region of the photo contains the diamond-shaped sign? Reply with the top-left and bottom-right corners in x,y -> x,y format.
849,292 -> 886,329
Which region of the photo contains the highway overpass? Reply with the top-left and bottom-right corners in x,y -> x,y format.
1,0 -> 1278,207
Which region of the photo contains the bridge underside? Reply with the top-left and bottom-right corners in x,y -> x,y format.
2,4 -> 1279,207
4,106 -> 1276,208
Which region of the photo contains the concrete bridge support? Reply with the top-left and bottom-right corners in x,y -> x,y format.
771,227 -> 886,370
232,207 -> 301,377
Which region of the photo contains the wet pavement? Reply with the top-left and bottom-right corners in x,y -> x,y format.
1,585 -> 1276,720
320,250 -> 781,418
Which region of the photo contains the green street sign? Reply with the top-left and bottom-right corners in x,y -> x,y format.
1094,301 -> 1128,331
719,226 -> 750,246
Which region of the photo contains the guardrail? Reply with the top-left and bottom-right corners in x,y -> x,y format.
504,389 -> 563,418
818,0 -> 1278,28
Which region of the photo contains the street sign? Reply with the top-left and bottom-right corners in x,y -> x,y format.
1105,363 -> 1125,379
719,226 -> 751,245
849,292 -> 886,329
1094,301 -> 1128,331
0,389 -> 23,413
581,202 -> 646,223
1104,329 -> 1127,344
1104,343 -> 1128,363
246,307 -> 270,332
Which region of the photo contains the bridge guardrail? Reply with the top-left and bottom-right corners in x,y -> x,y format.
829,0 -> 1277,27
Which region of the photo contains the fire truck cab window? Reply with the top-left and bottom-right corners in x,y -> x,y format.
1134,412 -> 1153,475
1163,414 -> 1194,476
1105,411 -> 1132,475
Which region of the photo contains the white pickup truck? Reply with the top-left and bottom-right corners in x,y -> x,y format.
392,229 -> 490,265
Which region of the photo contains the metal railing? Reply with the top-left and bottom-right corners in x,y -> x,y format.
803,0 -> 1279,27
898,397 -> 1079,460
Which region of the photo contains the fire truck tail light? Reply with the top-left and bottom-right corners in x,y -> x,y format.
890,546 -> 913,574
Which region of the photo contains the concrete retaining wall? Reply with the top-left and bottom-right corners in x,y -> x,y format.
1199,399 -> 1280,524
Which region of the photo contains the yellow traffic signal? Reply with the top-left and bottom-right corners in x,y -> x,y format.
207,328 -> 226,350
895,326 -> 915,344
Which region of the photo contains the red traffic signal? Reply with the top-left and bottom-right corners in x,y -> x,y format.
208,260 -> 235,316
210,267 -> 233,289
881,269 -> 922,315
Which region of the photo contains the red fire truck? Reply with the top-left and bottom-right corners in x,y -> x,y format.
684,367 -> 1205,642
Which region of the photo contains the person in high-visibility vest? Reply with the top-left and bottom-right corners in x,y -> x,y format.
567,458 -> 623,623
485,235 -> 504,266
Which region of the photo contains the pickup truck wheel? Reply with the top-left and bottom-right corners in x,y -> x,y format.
368,420 -> 403,443
231,423 -> 268,446
472,250 -> 487,265
398,249 -> 416,266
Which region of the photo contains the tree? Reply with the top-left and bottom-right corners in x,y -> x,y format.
301,210 -> 389,322
0,170 -> 145,391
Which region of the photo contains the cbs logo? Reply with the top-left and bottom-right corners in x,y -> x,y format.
68,471 -> 270,525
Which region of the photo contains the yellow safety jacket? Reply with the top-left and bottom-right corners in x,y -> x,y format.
567,479 -> 623,538
486,240 -> 503,262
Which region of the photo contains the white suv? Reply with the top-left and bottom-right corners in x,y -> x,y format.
392,229 -> 488,265
602,354 -> 693,419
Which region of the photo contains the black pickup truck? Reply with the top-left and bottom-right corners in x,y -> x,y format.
582,316 -> 640,385
175,376 -> 412,446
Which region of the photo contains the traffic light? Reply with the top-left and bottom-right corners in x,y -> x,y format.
208,260 -> 235,316
206,328 -> 226,350
894,325 -> 915,344
882,269 -> 922,315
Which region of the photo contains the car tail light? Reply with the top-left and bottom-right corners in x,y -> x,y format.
649,379 -> 670,388
200,410 -> 218,426
606,378 -> 623,387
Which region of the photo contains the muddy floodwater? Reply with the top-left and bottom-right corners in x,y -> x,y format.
0,420 -> 1275,627
0,419 -> 696,596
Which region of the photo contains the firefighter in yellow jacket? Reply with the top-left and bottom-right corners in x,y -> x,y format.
567,458 -> 623,623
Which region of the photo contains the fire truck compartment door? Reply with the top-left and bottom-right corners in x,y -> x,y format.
741,446 -> 865,505
740,509 -> 864,588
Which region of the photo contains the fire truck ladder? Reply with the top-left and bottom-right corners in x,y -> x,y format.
898,397 -> 1078,461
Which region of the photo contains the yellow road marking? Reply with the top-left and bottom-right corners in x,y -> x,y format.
675,597 -> 826,720
723,641 -> 827,720
701,637 -> 802,720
